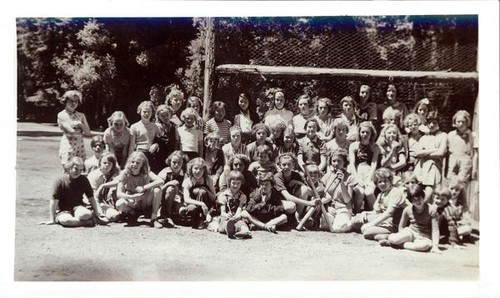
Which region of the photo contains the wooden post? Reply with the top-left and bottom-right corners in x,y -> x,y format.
202,17 -> 215,122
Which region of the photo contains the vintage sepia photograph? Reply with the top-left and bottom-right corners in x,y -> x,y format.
3,1 -> 499,298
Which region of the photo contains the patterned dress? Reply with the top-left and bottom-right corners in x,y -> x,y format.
58,110 -> 87,165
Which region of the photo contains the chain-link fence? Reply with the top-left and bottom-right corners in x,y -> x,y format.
211,16 -> 478,132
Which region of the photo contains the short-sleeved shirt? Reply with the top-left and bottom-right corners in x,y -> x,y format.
103,127 -> 132,153
130,121 -> 158,151
119,171 -> 151,194
448,129 -> 478,157
373,187 -> 407,227
217,189 -> 247,215
404,203 -> 438,239
178,125 -> 203,153
52,175 -> 93,211
87,168 -> 119,204
103,127 -> 132,167
157,167 -> 185,187
273,171 -> 307,193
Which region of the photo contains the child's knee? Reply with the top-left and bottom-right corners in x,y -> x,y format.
115,199 -> 131,212
105,208 -> 120,222
55,212 -> 75,226
74,206 -> 92,221
282,200 -> 296,214
299,185 -> 313,198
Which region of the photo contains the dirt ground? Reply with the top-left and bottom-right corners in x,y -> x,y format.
14,122 -> 479,282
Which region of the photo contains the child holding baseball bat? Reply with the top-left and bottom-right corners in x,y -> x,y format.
320,149 -> 357,232
295,163 -> 334,231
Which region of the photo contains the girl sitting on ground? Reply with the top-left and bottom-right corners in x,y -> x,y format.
321,149 -> 357,233
216,170 -> 252,239
157,150 -> 187,227
87,153 -> 121,222
380,183 -> 440,253
182,157 -> 217,229
42,157 -> 108,227
242,171 -> 288,233
354,167 -> 407,242
115,151 -> 164,228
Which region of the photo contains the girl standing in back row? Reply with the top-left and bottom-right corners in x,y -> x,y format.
57,90 -> 91,168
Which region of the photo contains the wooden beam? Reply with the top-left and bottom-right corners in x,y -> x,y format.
216,64 -> 478,81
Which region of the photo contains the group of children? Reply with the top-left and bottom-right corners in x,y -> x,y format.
43,84 -> 478,251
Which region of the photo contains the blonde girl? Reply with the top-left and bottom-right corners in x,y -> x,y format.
325,118 -> 351,155
447,110 -> 478,182
57,90 -> 91,166
348,121 -> 380,213
87,153 -> 121,222
104,111 -> 133,169
178,107 -> 204,160
42,157 -> 107,227
115,151 -> 164,228
130,101 -> 159,168
377,124 -> 407,175
182,157 -> 217,229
